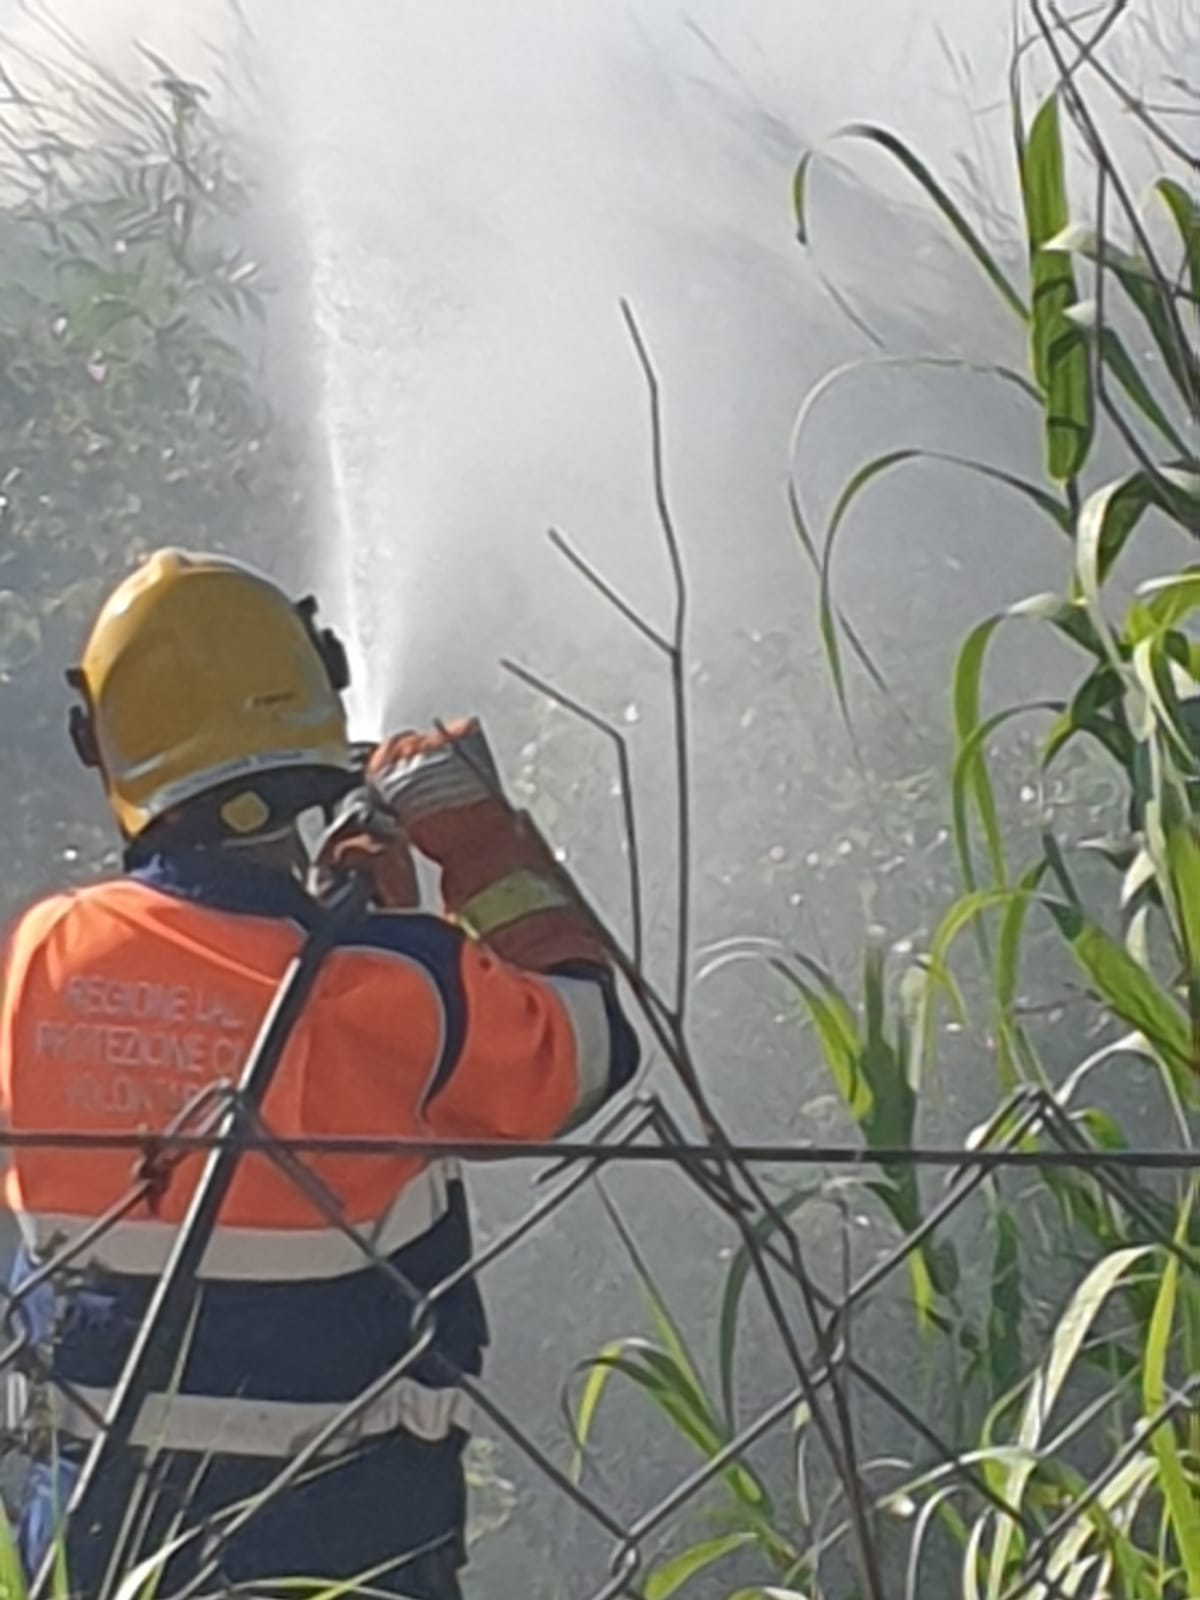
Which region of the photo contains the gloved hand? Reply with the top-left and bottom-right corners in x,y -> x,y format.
368,718 -> 610,970
310,787 -> 420,910
367,718 -> 504,865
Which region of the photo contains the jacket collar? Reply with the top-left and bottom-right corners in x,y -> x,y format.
126,845 -> 322,928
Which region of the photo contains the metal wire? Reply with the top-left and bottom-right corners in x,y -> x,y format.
0,1127 -> 1195,1168
0,1083 -> 1189,1600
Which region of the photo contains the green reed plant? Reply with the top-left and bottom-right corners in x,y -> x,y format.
579,5 -> 1198,1595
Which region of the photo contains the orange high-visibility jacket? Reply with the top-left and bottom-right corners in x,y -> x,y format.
0,847 -> 637,1479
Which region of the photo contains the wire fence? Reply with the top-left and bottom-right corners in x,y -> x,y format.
5,286 -> 1198,1593
3,12 -> 1196,1584
0,1077 -> 1194,1600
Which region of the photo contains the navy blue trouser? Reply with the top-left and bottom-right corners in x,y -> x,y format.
21,1433 -> 466,1599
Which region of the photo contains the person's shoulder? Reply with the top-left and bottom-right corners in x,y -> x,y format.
3,875 -> 124,950
334,908 -> 465,964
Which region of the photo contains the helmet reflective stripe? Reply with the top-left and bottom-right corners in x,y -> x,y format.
141,747 -> 355,818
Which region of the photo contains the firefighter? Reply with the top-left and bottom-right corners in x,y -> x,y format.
0,549 -> 639,1597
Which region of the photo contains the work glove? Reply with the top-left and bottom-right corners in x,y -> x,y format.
368,718 -> 504,864
310,786 -> 420,910
367,718 -> 610,970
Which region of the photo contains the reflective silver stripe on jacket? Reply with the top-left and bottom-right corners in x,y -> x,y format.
49,1376 -> 472,1457
17,1159 -> 457,1282
543,975 -> 613,1128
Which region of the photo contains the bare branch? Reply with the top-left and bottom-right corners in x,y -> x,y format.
1057,1 -> 1198,168
547,526 -> 671,656
501,655 -> 646,971
619,299 -> 693,1026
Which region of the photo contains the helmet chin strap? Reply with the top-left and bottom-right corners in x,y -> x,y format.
217,822 -> 311,887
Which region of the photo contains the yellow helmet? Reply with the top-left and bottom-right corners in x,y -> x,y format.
68,549 -> 356,838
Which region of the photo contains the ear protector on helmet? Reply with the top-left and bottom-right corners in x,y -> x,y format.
65,667 -> 101,769
295,595 -> 351,693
